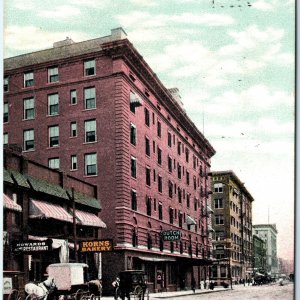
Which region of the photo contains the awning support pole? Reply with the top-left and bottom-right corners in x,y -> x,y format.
72,188 -> 78,262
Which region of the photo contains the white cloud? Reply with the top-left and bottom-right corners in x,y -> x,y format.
67,0 -> 110,7
129,0 -> 158,6
252,0 -> 274,11
38,5 -> 81,19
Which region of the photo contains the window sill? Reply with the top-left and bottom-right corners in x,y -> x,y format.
47,146 -> 60,149
83,108 -> 97,111
83,174 -> 98,178
47,114 -> 59,117
83,141 -> 98,145
70,169 -> 78,172
22,118 -> 35,121
23,149 -> 35,153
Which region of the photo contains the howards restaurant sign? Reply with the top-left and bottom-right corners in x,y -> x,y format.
161,230 -> 181,241
12,240 -> 52,253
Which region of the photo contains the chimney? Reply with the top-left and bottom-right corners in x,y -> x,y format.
111,27 -> 127,41
168,87 -> 184,108
53,37 -> 74,48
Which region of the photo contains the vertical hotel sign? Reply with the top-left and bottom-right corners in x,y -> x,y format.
79,240 -> 113,252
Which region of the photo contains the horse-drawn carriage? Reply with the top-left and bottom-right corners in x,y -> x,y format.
8,263 -> 102,300
116,270 -> 149,300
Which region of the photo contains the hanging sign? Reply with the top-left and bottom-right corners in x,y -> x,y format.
161,230 -> 181,241
12,239 -> 52,253
79,239 -> 113,252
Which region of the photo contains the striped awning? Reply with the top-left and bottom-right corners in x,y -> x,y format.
3,194 -> 22,212
186,215 -> 197,225
206,205 -> 214,214
208,225 -> 215,232
130,93 -> 143,107
75,210 -> 106,228
29,199 -> 73,223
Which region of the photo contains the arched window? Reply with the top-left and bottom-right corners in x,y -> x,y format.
132,228 -> 138,247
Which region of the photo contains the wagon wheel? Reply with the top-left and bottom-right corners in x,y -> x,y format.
133,285 -> 143,300
8,289 -> 21,300
75,289 -> 85,300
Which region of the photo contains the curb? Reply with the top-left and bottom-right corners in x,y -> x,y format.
150,288 -> 231,298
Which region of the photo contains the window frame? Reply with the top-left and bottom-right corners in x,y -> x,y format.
24,129 -> 35,151
71,155 -> 78,170
3,103 -> 9,123
84,87 -> 96,110
24,97 -> 35,120
131,156 -> 137,178
4,77 -> 9,92
48,157 -> 60,169
48,67 -> 59,83
24,71 -> 34,87
48,93 -> 59,116
70,122 -> 77,137
130,123 -> 136,145
85,119 -> 97,143
84,59 -> 96,76
85,153 -> 97,176
70,90 -> 77,105
49,125 -> 59,148
131,189 -> 137,211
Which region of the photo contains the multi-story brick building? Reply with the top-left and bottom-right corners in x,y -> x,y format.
3,28 -> 216,292
210,171 -> 254,284
253,234 -> 267,272
3,146 -> 106,297
253,224 -> 278,275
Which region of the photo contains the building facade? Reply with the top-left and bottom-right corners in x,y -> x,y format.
253,224 -> 278,275
3,28 -> 216,293
252,234 -> 267,273
210,171 -> 254,284
3,146 -> 106,297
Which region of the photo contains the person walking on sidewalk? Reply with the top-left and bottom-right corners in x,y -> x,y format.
112,276 -> 120,300
191,277 -> 196,293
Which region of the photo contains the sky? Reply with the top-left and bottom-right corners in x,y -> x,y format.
3,0 -> 295,260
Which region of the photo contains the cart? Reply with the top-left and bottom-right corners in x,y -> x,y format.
117,270 -> 148,300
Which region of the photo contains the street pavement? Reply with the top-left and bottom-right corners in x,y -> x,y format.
101,281 -> 294,300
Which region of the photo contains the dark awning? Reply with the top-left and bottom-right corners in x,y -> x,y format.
29,199 -> 73,223
138,256 -> 176,262
3,194 -> 22,212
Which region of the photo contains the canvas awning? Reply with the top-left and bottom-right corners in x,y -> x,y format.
75,210 -> 106,228
186,215 -> 197,225
29,199 -> 73,223
130,93 -> 143,107
206,205 -> 214,214
208,225 -> 215,232
3,194 -> 22,212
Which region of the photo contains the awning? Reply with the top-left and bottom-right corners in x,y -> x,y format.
130,93 -> 143,107
206,205 -> 214,214
138,256 -> 176,262
208,225 -> 215,232
29,199 -> 73,223
3,194 -> 22,212
75,210 -> 106,228
186,215 -> 197,225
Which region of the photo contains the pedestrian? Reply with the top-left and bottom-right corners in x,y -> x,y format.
205,278 -> 209,289
204,279 -> 207,289
112,276 -> 120,300
191,277 -> 196,293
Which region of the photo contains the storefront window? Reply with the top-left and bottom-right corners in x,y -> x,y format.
168,264 -> 177,284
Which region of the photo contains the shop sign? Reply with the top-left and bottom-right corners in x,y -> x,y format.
161,230 -> 181,241
3,277 -> 12,294
12,239 -> 52,253
79,239 -> 113,252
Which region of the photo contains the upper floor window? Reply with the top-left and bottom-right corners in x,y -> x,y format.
185,148 -> 189,163
70,122 -> 77,137
193,155 -> 196,169
215,198 -> 224,209
169,207 -> 174,224
145,137 -> 150,156
146,167 -> 151,186
24,129 -> 35,151
215,214 -> 224,225
177,163 -> 182,179
85,153 -> 97,176
146,197 -> 152,216
131,156 -> 137,178
158,175 -> 163,193
71,155 -> 77,170
145,108 -> 150,126
48,157 -> 60,169
3,103 -> 9,123
3,133 -> 8,145
48,67 -> 59,83
168,181 -> 173,198
157,147 -> 162,165
85,119 -> 97,143
84,59 -> 96,76
24,71 -> 34,87
84,87 -> 96,109
130,123 -> 136,145
24,97 -> 35,120
158,203 -> 163,220
131,190 -> 137,211
186,171 -> 190,185
48,93 -> 59,116
177,140 -> 181,155
70,90 -> 77,105
168,156 -> 172,172
167,132 -> 172,147
49,125 -> 59,147
157,121 -> 161,137
4,77 -> 9,92
187,194 -> 190,208
214,183 -> 224,193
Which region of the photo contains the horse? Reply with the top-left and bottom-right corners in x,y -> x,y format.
25,277 -> 56,300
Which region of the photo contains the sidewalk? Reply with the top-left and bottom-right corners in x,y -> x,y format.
101,286 -> 230,300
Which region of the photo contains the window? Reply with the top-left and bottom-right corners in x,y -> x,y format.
178,188 -> 182,203
84,87 -> 96,109
215,198 -> 224,209
220,266 -> 227,277
145,137 -> 150,156
215,215 -> 224,225
85,119 -> 96,142
131,190 -> 137,211
48,158 -> 60,169
24,98 -> 35,120
158,175 -> 162,193
85,153 -> 97,176
169,208 -> 174,224
130,123 -> 136,145
24,129 -> 34,151
177,140 -> 181,155
70,122 -> 77,137
179,212 -> 183,228
187,194 -> 190,208
193,176 -> 197,190
194,198 -> 198,211
157,121 -> 161,137
145,108 -> 150,126
147,233 -> 152,250
146,167 -> 151,186
167,132 -> 172,147
70,90 -> 77,105
71,155 -> 77,170
4,77 -> 9,92
48,94 -> 59,115
177,164 -> 182,179
158,203 -> 163,220
3,103 -> 9,123
168,156 -> 172,172
24,71 -> 34,87
168,181 -> 173,198
3,133 -> 8,145
49,126 -> 59,147
215,231 -> 225,241
157,147 -> 162,165
186,171 -> 190,185
214,183 -> 224,193
131,156 -> 137,178
146,197 -> 152,216
132,229 -> 138,247
48,67 -> 59,83
185,148 -> 189,162
84,59 -> 96,76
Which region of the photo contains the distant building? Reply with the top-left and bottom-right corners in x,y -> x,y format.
210,170 -> 254,283
277,258 -> 294,275
253,234 -> 267,272
3,28 -> 216,293
253,224 -> 278,275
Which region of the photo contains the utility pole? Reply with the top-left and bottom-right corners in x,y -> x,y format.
72,187 -> 78,262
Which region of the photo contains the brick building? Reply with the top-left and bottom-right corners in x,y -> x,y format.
253,234 -> 267,272
210,171 -> 254,284
3,28 -> 216,292
3,146 -> 106,297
